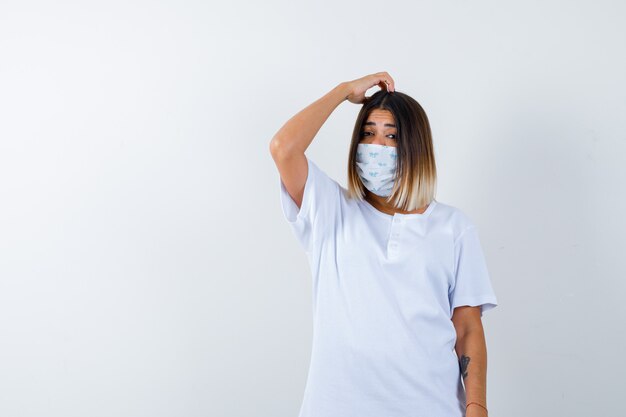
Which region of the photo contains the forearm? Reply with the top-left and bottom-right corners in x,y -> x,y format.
270,82 -> 351,156
455,328 -> 489,416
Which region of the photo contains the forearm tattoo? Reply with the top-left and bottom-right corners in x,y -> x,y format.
459,355 -> 470,379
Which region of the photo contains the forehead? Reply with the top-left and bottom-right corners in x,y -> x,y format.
364,109 -> 396,127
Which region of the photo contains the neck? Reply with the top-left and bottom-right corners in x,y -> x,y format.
364,190 -> 429,215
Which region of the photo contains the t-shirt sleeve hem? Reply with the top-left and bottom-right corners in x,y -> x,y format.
451,295 -> 499,317
278,156 -> 314,225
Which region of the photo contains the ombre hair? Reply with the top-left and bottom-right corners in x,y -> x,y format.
346,90 -> 437,211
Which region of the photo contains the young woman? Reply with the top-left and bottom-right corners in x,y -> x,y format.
269,72 -> 498,417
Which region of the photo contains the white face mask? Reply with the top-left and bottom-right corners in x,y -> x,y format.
355,143 -> 398,197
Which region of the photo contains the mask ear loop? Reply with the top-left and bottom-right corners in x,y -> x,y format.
387,150 -> 400,206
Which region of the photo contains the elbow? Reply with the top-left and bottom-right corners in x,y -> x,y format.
270,135 -> 297,160
452,306 -> 485,341
269,136 -> 283,158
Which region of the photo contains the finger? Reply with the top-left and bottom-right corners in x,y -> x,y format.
385,77 -> 396,92
382,72 -> 395,92
377,75 -> 393,92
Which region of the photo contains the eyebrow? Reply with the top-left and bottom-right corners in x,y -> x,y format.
364,121 -> 397,128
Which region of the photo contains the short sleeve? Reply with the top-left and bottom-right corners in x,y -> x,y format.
449,225 -> 498,317
278,155 -> 341,253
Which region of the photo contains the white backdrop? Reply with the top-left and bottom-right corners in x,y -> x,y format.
1,1 -> 624,416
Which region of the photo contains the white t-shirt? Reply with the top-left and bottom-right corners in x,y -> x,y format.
278,155 -> 498,417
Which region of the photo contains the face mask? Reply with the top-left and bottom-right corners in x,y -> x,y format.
355,143 -> 398,197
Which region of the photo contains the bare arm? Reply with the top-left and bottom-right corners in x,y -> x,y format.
270,82 -> 351,157
452,306 -> 490,417
269,72 -> 396,209
269,82 -> 352,208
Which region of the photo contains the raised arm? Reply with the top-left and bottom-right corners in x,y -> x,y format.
269,82 -> 351,209
269,72 -> 395,209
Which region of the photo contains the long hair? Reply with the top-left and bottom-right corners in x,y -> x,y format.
347,90 -> 437,211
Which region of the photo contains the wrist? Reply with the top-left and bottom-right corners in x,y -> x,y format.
335,82 -> 352,102
466,401 -> 488,417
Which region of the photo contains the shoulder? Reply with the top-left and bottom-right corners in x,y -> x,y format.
431,200 -> 477,242
306,156 -> 340,186
306,156 -> 348,197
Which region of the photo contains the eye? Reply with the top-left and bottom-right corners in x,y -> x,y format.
360,131 -> 397,140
